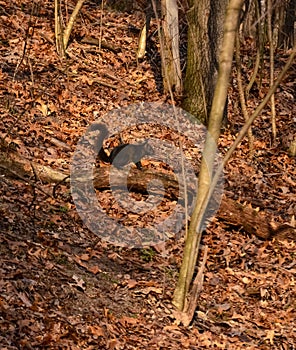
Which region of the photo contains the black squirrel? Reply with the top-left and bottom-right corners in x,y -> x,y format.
89,123 -> 153,169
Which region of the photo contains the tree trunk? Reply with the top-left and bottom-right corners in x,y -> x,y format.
277,0 -> 296,49
160,0 -> 182,93
182,0 -> 227,125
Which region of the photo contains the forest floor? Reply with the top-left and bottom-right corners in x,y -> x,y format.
0,1 -> 295,349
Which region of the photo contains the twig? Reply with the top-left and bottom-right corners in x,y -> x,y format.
13,2 -> 39,80
246,0 -> 262,99
53,175 -> 70,198
235,32 -> 254,156
267,0 -> 276,140
182,246 -> 208,326
98,0 -> 104,51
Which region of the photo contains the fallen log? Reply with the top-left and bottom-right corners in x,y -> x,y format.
1,148 -> 294,240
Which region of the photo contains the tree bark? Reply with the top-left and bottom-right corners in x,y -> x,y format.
182,0 -> 227,124
160,0 -> 182,93
276,0 -> 295,49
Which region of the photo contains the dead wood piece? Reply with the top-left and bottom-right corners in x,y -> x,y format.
1,147 -> 287,241
217,197 -> 273,239
0,149 -> 68,184
92,169 -> 277,240
92,168 -> 182,200
92,78 -> 118,90
81,36 -> 120,53
271,223 -> 296,240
